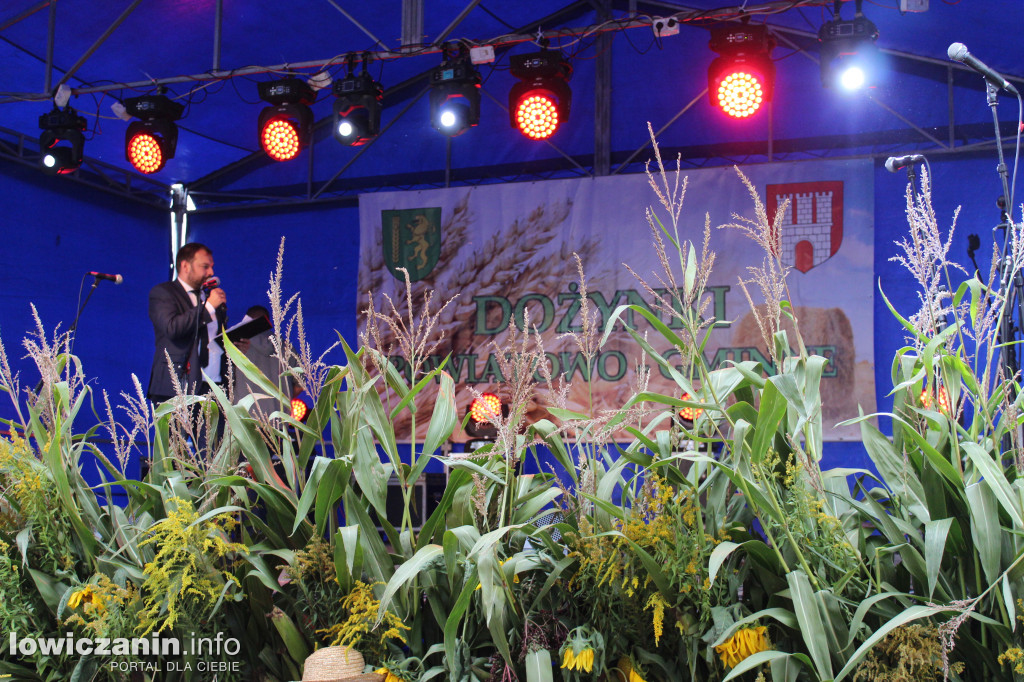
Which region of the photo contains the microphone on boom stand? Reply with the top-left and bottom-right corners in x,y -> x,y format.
33,270 -> 124,395
884,154 -> 929,202
884,155 -> 925,173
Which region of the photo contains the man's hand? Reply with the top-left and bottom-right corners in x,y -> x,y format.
207,287 -> 226,309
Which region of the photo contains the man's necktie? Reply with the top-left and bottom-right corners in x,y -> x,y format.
190,290 -> 210,369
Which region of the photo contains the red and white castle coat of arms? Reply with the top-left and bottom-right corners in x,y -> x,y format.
766,181 -> 844,273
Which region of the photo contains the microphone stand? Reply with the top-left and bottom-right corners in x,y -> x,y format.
904,162 -> 918,203
33,275 -> 103,395
987,80 -> 1022,454
987,82 -> 1014,223
68,277 -> 103,358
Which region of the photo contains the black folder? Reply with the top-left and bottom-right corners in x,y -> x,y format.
216,316 -> 272,347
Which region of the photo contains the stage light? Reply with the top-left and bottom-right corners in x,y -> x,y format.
677,392 -> 704,429
919,385 -> 951,415
707,23 -> 776,118
291,391 -> 312,423
819,1 -> 879,91
430,51 -> 481,137
123,94 -> 184,174
257,77 -> 315,161
332,61 -> 382,147
470,393 -> 502,424
38,106 -> 86,175
509,50 -> 572,140
465,392 -> 507,444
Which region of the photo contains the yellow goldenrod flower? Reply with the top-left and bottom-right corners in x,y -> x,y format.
645,593 -> 666,646
716,626 -> 771,669
999,647 -> 1024,674
319,581 -> 409,651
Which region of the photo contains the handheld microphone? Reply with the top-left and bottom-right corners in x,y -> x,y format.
884,155 -> 925,173
202,276 -> 226,315
947,42 -> 1019,95
87,271 -> 123,284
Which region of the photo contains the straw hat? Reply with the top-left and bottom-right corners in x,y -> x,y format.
301,646 -> 385,682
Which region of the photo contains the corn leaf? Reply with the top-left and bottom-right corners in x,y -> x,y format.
786,570 -> 833,679
525,648 -> 554,682
923,518 -> 952,598
378,543 -> 443,624
963,441 -> 1024,527
966,481 -> 1001,584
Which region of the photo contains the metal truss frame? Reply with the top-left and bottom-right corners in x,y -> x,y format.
177,0 -> 1024,214
0,125 -> 170,209
1,0 -> 1020,216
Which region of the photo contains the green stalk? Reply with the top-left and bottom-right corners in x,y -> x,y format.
974,552 -> 987,648
404,408 -> 417,540
996,582 -> 1012,629
502,438 -> 513,529
756,462 -> 820,590
957,563 -> 968,610
734,470 -> 791,575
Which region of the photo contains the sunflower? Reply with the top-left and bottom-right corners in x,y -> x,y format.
715,625 -> 771,669
560,646 -> 595,672
375,666 -> 407,682
616,656 -> 647,682
67,584 -> 105,613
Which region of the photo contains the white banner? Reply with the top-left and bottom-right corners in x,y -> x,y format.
358,160 -> 874,441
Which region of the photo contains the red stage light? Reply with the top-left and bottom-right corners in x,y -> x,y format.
256,78 -> 315,162
515,93 -> 560,139
920,385 -> 951,414
470,393 -> 502,424
714,71 -> 765,118
707,24 -> 775,119
261,118 -> 302,162
127,131 -> 164,174
678,392 -> 704,424
291,396 -> 309,422
122,96 -> 183,175
508,50 -> 572,141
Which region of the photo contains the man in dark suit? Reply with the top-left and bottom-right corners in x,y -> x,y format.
146,243 -> 228,403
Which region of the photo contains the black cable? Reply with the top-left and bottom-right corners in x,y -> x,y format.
478,3 -> 518,31
226,71 -> 265,105
1008,94 -> 1023,224
619,21 -> 659,55
177,123 -> 257,153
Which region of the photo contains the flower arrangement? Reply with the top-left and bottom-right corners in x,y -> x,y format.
0,130 -> 1020,682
